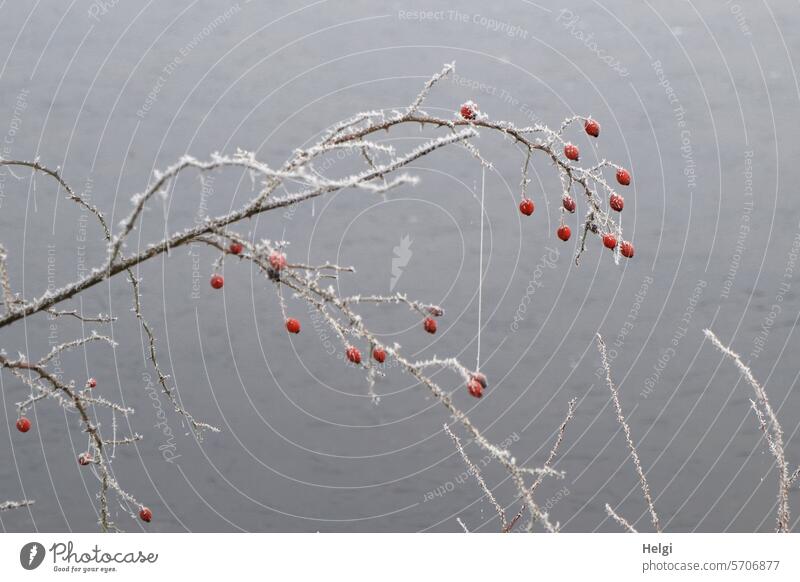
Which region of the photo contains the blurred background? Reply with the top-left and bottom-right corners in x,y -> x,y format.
1,0 -> 799,532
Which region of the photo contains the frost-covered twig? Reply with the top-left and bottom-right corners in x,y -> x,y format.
444,423 -> 508,530
0,499 -> 35,512
128,272 -> 219,435
38,331 -> 115,365
704,328 -> 792,533
505,398 -> 577,532
0,352 -> 140,531
0,244 -> 15,312
597,333 -> 661,532
605,503 -> 638,533
45,309 -> 116,323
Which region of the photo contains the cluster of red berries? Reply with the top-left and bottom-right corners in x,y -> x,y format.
601,233 -> 634,258
16,386 -> 154,523
210,250 -> 288,289
512,116 -> 635,257
284,308 -> 440,368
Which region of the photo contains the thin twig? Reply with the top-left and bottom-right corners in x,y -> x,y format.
597,333 -> 661,532
605,503 -> 638,533
704,328 -> 792,532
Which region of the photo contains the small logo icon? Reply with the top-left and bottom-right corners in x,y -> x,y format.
20,542 -> 45,570
390,234 -> 413,291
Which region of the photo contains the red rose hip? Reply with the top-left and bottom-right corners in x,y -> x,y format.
609,193 -> 624,212
616,168 -> 631,186
423,317 -> 437,334
519,198 -> 535,216
139,507 -> 153,523
346,346 -> 362,365
562,195 -> 576,213
459,101 -> 477,120
16,417 -> 31,433
602,233 -> 617,249
210,274 -> 224,289
584,118 -> 600,137
285,318 -> 301,334
470,371 -> 488,389
467,379 -> 483,398
564,143 -> 580,161
229,241 -> 243,255
78,453 -> 93,466
620,241 -> 635,258
557,225 -> 571,241
268,252 -> 287,271
86,378 -> 97,389
372,346 -> 386,363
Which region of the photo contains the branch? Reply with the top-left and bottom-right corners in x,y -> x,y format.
704,328 -> 792,532
0,499 -> 35,512
597,333 -> 661,532
605,503 -> 638,533
444,423 -> 507,530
